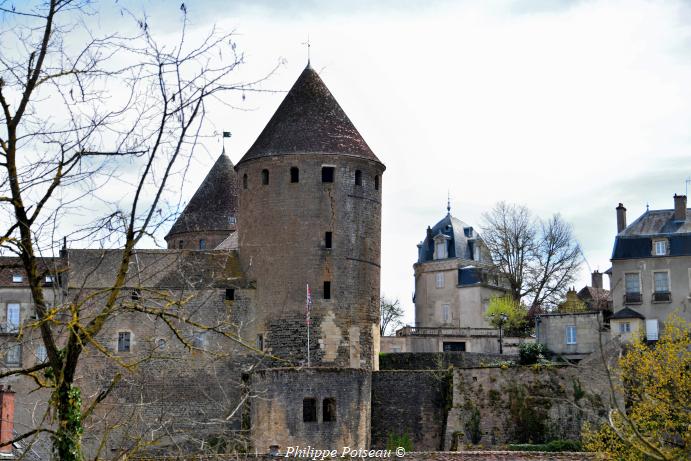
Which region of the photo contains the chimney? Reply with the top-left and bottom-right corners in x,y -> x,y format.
0,385 -> 15,454
426,226 -> 432,240
616,203 -> 627,233
591,270 -> 603,289
673,194 -> 687,221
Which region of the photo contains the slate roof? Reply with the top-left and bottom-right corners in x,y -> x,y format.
166,153 -> 238,238
417,213 -> 491,264
66,249 -> 243,289
612,207 -> 691,259
618,209 -> 691,236
236,64 -> 382,166
610,307 -> 645,320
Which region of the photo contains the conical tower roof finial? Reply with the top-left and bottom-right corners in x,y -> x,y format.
447,191 -> 451,215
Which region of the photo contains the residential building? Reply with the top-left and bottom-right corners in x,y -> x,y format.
609,194 -> 691,341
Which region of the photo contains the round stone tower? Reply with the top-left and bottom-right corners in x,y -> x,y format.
165,152 -> 239,250
235,64 -> 385,369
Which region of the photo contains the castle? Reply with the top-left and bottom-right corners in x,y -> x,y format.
0,63 -> 611,459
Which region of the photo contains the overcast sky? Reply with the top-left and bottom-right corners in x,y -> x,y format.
116,0 -> 691,324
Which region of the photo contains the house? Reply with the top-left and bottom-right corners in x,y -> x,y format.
609,194 -> 691,342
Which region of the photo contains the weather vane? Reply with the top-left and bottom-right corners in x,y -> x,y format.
447,190 -> 451,214
302,34 -> 311,65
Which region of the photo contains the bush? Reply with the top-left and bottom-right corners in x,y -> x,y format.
508,439 -> 583,452
518,342 -> 549,365
386,433 -> 413,452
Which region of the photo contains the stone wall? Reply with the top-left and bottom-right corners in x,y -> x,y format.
379,352 -> 514,370
370,370 -> 450,451
249,368 -> 372,453
446,365 -> 609,450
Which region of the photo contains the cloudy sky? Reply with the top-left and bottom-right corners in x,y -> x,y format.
111,0 -> 691,324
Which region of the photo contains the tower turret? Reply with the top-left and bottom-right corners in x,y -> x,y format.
236,64 -> 385,369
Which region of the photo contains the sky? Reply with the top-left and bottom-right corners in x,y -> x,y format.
38,0 -> 691,324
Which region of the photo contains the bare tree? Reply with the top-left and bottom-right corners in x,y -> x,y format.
380,297 -> 404,336
0,1 -> 274,459
482,202 -> 583,309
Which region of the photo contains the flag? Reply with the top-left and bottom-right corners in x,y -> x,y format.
305,284 -> 312,326
223,131 -> 232,138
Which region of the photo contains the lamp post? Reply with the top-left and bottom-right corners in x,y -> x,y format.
498,313 -> 508,355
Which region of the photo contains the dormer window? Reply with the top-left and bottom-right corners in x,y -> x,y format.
653,239 -> 667,256
432,233 -> 450,260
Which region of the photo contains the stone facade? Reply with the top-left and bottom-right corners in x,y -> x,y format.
536,312 -> 604,360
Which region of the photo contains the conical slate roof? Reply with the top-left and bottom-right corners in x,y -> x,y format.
166,153 -> 238,237
237,64 -> 382,165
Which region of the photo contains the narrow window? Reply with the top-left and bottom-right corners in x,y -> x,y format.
243,174 -> 248,189
355,170 -> 362,186
325,232 -> 332,249
654,240 -> 667,256
323,398 -> 337,422
435,272 -> 444,288
131,289 -> 141,301
290,167 -> 300,183
117,332 -> 131,352
11,275 -> 22,283
256,334 -> 264,351
225,288 -> 235,300
322,166 -> 334,183
6,303 -> 20,332
261,169 -> 269,185
565,325 -> 577,345
645,319 -> 659,341
199,239 -> 206,250
374,175 -> 380,190
442,304 -> 450,323
303,398 -> 317,422
5,344 -> 21,366
35,345 -> 47,363
178,240 -> 184,249
323,281 -> 331,300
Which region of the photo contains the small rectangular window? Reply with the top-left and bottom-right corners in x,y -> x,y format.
354,170 -> 362,186
243,174 -> 248,189
199,239 -> 206,250
261,169 -> 269,185
566,325 -> 577,345
435,272 -> 444,288
646,319 -> 659,341
442,304 -> 450,323
325,232 -> 332,249
290,167 -> 299,183
303,398 -> 317,422
178,240 -> 184,249
11,275 -> 22,283
45,275 -> 54,285
117,332 -> 131,352
322,166 -> 334,183
225,288 -> 235,301
35,345 -> 47,363
619,322 -> 631,333
323,398 -> 336,422
323,281 -> 331,300
654,240 -> 667,256
6,303 -> 20,333
256,334 -> 264,351
5,344 -> 21,366
374,175 -> 380,190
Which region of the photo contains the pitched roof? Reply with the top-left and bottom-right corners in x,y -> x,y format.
236,65 -> 382,166
618,209 -> 691,236
166,153 -> 238,238
610,307 -> 645,320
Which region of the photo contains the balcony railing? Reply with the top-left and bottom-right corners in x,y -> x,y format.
652,291 -> 671,303
624,292 -> 642,304
396,326 -> 499,337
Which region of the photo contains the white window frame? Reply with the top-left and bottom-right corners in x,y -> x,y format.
565,325 -> 577,345
442,304 -> 450,323
435,242 -> 445,260
435,272 -> 444,289
652,270 -> 670,293
35,344 -> 47,363
653,239 -> 667,256
624,272 -> 641,294
645,319 -> 659,341
619,322 -> 631,333
6,303 -> 20,333
11,275 -> 22,283
5,343 -> 21,366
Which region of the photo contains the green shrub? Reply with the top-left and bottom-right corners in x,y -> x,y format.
518,342 -> 549,365
508,439 -> 583,452
386,432 -> 413,452
464,407 -> 482,444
